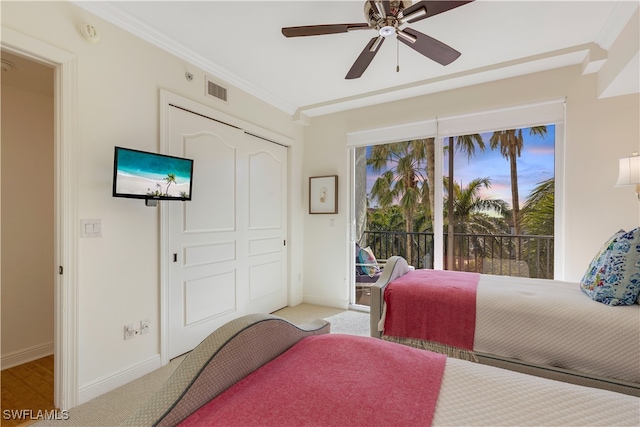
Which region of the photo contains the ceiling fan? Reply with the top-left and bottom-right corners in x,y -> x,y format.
282,1 -> 474,79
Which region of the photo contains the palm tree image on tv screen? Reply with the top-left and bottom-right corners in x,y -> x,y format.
114,147 -> 193,200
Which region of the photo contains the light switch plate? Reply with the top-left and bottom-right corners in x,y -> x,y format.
80,219 -> 103,238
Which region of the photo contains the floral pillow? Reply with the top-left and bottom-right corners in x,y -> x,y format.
580,228 -> 640,306
358,246 -> 380,277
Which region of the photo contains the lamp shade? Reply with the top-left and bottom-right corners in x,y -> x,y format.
615,155 -> 640,186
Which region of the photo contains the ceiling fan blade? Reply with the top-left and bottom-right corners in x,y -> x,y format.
397,27 -> 461,65
346,36 -> 385,79
401,1 -> 474,24
381,1 -> 392,17
282,23 -> 370,37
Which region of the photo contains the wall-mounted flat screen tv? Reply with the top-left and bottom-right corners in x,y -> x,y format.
112,146 -> 194,201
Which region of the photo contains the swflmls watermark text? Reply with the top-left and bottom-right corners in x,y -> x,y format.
2,409 -> 70,421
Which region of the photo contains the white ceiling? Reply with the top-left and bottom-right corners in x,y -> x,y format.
75,1 -> 639,117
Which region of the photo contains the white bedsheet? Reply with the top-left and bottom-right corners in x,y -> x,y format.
474,275 -> 640,384
379,270 -> 640,384
433,357 -> 640,426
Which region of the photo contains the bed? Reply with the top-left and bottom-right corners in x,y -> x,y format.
122,313 -> 639,426
370,255 -> 640,397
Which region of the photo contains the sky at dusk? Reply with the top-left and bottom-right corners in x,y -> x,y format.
366,125 -> 555,209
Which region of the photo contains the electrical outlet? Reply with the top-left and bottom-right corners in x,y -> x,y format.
124,323 -> 138,340
140,319 -> 150,335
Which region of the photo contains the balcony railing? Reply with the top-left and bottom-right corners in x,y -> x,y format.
360,230 -> 554,279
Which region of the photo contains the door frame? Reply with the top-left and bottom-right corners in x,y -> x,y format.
158,90 -> 294,365
1,28 -> 79,409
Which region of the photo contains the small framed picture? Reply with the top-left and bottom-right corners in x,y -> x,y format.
309,175 -> 338,214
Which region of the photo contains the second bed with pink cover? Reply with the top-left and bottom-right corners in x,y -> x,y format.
371,256 -> 640,396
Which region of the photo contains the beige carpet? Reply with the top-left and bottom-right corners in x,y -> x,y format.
33,304 -> 368,426
321,309 -> 369,336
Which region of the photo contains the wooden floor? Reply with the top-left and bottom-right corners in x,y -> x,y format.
1,356 -> 54,427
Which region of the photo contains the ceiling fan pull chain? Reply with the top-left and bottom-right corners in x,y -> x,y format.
396,37 -> 400,72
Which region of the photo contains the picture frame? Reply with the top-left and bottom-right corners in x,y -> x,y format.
309,175 -> 338,214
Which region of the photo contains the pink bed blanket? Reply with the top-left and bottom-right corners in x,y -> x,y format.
180,334 -> 446,426
383,269 -> 480,350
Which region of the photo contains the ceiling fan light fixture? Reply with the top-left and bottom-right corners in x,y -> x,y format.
397,29 -> 417,43
379,25 -> 395,37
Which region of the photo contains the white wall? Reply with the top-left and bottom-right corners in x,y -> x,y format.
2,1 -> 304,404
302,66 -> 640,307
1,82 -> 55,367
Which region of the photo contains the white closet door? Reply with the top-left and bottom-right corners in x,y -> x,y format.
244,134 -> 288,314
166,106 -> 287,359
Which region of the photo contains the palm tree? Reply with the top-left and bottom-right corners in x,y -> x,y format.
164,173 -> 177,196
369,140 -> 428,262
443,134 -> 486,269
443,176 -> 511,270
443,177 -> 510,230
489,126 -> 547,235
423,135 -> 486,226
354,146 -> 368,243
447,134 -> 487,159
425,138 -> 436,220
520,178 -> 554,278
368,204 -> 407,232
521,178 -> 554,235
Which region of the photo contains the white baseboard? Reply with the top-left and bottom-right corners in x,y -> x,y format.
303,295 -> 349,310
78,355 -> 162,404
1,343 -> 54,370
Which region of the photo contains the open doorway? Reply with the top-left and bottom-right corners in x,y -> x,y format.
1,50 -> 56,420
1,27 -> 79,411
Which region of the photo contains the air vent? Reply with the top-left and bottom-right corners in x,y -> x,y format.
205,77 -> 228,102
